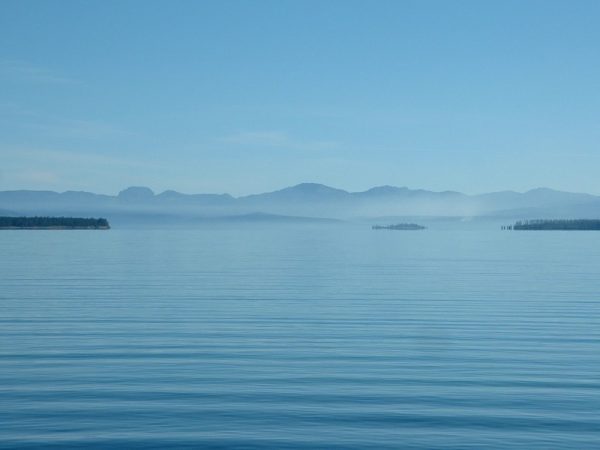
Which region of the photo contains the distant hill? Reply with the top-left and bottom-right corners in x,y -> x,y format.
1,183 -> 599,224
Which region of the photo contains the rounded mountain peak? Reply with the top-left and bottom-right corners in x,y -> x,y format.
118,186 -> 155,200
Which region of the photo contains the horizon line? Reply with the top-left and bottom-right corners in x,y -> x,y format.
0,183 -> 596,199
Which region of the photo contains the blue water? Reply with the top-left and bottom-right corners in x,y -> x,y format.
2,225 -> 600,449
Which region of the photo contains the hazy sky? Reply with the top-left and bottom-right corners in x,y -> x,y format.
1,0 -> 599,195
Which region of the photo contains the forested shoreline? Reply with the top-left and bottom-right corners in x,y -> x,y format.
0,216 -> 110,229
506,219 -> 600,230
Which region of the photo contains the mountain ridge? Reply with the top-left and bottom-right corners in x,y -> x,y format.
2,182 -> 595,200
1,183 -> 599,222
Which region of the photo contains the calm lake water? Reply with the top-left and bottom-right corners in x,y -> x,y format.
2,224 -> 600,449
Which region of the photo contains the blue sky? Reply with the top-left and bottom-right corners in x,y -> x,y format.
1,0 -> 599,195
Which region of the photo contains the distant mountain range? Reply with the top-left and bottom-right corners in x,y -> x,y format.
2,183 -> 600,224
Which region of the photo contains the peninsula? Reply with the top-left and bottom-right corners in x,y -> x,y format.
505,219 -> 600,231
0,216 -> 110,230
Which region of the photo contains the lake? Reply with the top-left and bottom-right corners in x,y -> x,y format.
2,224 -> 600,448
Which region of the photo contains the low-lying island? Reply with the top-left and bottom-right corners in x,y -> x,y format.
372,223 -> 426,230
0,216 -> 110,230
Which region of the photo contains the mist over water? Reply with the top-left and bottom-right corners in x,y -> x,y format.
4,0 -> 600,447
4,183 -> 600,223
2,225 -> 600,449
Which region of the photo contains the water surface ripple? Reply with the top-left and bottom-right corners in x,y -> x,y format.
2,226 -> 600,448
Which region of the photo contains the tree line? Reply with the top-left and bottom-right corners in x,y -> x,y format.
508,219 -> 600,230
0,216 -> 110,229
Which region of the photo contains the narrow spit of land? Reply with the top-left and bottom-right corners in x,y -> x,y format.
503,219 -> 600,231
372,223 -> 426,230
0,216 -> 110,230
